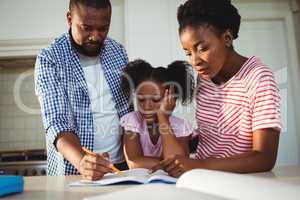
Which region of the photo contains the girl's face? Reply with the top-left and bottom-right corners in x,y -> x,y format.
136,81 -> 164,124
180,25 -> 230,81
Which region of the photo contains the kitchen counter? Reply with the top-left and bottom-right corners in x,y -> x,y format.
2,165 -> 300,200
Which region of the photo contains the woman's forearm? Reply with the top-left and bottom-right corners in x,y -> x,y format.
188,150 -> 277,173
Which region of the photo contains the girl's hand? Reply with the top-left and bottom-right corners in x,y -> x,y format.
149,155 -> 193,178
158,85 -> 176,118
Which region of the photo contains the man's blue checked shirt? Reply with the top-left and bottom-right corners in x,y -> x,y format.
35,33 -> 132,175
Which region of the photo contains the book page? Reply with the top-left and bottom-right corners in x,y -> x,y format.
176,169 -> 300,200
70,168 -> 150,186
148,170 -> 177,184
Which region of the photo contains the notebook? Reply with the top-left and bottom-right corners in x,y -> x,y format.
69,168 -> 177,186
0,175 -> 24,197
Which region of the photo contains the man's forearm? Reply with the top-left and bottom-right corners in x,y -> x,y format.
55,132 -> 84,170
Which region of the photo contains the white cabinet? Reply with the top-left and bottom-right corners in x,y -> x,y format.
0,0 -> 125,58
0,0 -> 68,57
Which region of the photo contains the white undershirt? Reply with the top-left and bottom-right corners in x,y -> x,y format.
79,54 -> 123,163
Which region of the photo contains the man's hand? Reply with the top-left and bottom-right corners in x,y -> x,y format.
149,155 -> 194,178
78,152 -> 113,181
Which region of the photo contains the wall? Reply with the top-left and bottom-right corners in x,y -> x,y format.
0,65 -> 44,151
0,0 -> 125,151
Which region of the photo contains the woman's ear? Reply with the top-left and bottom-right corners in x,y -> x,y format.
223,29 -> 233,48
66,11 -> 72,26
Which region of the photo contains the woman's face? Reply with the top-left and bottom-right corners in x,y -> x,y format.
136,81 -> 164,124
180,25 -> 229,81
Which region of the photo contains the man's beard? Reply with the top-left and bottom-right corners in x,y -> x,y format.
69,31 -> 104,57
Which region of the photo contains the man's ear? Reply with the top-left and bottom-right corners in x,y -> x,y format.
223,29 -> 233,48
66,11 -> 72,26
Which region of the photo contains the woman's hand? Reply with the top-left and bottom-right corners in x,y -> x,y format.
149,155 -> 195,178
158,85 -> 176,119
78,153 -> 113,181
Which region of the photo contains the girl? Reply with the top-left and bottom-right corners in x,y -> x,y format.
151,0 -> 281,177
120,59 -> 195,173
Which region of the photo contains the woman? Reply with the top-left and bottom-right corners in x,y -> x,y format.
150,0 -> 281,177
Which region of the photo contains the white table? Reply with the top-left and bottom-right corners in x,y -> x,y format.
3,165 -> 300,200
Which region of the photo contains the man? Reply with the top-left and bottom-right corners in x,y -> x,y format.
35,0 -> 132,180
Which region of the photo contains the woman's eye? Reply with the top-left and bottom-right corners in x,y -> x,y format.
197,46 -> 208,52
185,52 -> 191,57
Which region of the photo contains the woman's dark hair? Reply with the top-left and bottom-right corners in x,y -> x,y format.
121,59 -> 195,105
69,0 -> 111,13
177,0 -> 241,39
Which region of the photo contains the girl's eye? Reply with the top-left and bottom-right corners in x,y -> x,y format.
137,98 -> 145,102
153,98 -> 161,103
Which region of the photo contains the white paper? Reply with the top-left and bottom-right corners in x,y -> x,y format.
84,184 -> 227,200
176,169 -> 300,200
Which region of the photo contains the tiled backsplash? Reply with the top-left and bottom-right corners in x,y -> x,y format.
0,65 -> 45,151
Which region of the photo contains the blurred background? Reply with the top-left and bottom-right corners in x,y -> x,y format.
0,0 -> 299,176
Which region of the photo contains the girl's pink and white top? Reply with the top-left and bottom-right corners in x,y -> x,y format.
120,111 -> 193,158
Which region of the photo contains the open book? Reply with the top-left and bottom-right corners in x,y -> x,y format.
69,168 -> 177,186
81,169 -> 300,200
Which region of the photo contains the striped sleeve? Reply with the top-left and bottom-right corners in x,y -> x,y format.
251,70 -> 281,132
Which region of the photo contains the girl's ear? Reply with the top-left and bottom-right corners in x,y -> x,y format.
223,29 -> 233,48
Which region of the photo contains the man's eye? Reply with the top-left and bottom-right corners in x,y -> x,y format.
82,25 -> 91,31
99,26 -> 109,32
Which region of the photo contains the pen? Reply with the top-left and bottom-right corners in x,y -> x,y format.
82,147 -> 123,175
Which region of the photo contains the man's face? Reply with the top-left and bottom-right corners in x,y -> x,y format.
67,4 -> 111,57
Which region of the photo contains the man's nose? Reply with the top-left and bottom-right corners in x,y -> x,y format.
89,31 -> 102,42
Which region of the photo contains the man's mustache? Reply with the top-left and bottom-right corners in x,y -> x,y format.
86,41 -> 101,45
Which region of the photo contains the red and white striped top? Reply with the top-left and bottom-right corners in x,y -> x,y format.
195,56 -> 281,159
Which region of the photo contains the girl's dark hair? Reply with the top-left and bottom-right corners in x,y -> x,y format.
69,0 -> 111,12
177,0 -> 241,39
121,59 -> 195,105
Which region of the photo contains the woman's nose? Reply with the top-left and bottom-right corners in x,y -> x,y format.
190,53 -> 201,67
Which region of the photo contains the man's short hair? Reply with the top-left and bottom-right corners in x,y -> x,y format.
69,0 -> 111,12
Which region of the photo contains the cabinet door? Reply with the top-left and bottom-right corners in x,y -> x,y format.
233,1 -> 300,165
